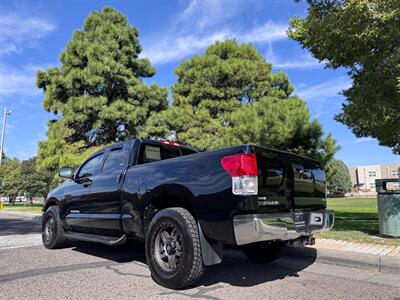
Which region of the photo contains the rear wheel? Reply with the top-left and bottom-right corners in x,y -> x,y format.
240,241 -> 285,263
145,207 -> 204,289
42,206 -> 67,249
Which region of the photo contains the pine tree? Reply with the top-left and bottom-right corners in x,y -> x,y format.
146,39 -> 337,165
36,7 -> 167,174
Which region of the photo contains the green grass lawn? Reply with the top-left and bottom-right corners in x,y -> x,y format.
2,203 -> 43,214
317,197 -> 400,246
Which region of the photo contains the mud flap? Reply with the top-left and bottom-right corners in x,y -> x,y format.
198,222 -> 223,266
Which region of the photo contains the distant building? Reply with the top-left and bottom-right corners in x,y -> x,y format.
349,164 -> 400,193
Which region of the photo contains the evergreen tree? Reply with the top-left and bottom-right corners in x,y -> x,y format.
0,157 -> 53,203
146,40 -> 337,165
327,159 -> 352,195
0,157 -> 21,204
36,7 -> 167,174
19,158 -> 53,200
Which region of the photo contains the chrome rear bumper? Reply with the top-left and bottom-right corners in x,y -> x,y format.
233,210 -> 334,245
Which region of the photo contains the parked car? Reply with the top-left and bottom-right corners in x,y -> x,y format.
16,196 -> 28,202
0,197 -> 9,203
42,138 -> 334,289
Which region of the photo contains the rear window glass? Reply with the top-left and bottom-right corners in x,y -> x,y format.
144,146 -> 161,162
138,144 -> 196,164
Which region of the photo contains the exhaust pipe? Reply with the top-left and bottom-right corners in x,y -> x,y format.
287,236 -> 315,247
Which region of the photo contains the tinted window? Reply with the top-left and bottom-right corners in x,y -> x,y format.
102,148 -> 129,173
138,144 -> 196,164
77,154 -> 103,178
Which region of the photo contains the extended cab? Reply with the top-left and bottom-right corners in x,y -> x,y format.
42,138 -> 334,289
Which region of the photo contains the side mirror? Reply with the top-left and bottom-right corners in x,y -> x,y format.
59,167 -> 75,179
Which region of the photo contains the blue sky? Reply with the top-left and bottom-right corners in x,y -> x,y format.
0,0 -> 398,167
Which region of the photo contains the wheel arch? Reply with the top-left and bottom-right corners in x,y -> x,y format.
143,184 -> 223,267
43,198 -> 59,213
143,184 -> 198,233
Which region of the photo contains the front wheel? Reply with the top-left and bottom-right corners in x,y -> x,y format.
145,207 -> 204,289
42,206 -> 67,249
240,241 -> 285,263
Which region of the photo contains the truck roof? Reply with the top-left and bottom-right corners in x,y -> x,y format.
88,138 -> 198,158
86,140 -> 320,165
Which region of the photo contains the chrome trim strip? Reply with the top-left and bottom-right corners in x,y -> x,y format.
233,210 -> 334,245
65,213 -> 122,219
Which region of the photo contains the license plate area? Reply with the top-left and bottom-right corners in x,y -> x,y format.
293,212 -> 306,228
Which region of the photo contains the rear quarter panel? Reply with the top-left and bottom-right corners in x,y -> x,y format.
121,145 -> 256,243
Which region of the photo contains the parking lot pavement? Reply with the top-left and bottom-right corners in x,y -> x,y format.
0,213 -> 42,250
0,214 -> 399,300
0,213 -> 41,236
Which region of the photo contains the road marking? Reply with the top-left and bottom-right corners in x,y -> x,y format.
0,234 -> 42,250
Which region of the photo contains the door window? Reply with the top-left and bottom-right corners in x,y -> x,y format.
77,154 -> 104,178
102,148 -> 129,173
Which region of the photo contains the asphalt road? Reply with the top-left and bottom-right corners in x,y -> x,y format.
0,213 -> 399,300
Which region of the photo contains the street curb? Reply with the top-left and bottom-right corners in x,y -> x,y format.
284,246 -> 400,275
0,211 -> 42,223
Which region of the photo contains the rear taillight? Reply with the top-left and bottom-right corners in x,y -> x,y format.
221,153 -> 258,195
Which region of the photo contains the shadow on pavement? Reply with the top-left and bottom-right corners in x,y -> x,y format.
71,239 -> 147,264
70,241 -> 316,288
198,246 -> 316,288
0,217 -> 41,236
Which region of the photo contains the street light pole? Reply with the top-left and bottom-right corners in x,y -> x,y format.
0,107 -> 11,168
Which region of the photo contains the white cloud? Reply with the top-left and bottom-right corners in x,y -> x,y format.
177,0 -> 244,31
265,43 -> 324,70
143,22 -> 287,65
0,13 -> 55,56
142,0 -> 287,65
143,31 -> 231,65
0,64 -> 43,97
268,53 -> 324,70
353,137 -> 374,143
294,77 -> 352,119
296,77 -> 351,100
240,22 -> 287,44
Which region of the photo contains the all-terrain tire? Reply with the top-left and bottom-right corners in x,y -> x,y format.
145,207 -> 204,289
240,241 -> 285,263
42,206 -> 67,249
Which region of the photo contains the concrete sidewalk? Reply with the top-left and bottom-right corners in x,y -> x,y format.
311,238 -> 400,257
282,238 -> 400,275
0,211 -> 42,222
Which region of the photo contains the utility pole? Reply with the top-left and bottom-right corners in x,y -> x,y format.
0,107 -> 11,168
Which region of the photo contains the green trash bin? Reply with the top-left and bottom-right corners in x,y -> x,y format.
375,179 -> 400,237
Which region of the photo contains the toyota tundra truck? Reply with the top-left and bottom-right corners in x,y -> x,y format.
42,138 -> 334,289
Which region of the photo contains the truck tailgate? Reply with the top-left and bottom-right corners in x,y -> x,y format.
290,156 -> 326,209
254,147 -> 326,211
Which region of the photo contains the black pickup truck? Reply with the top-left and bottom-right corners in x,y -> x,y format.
42,138 -> 334,289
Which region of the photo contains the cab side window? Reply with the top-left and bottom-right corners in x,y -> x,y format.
102,148 -> 129,173
77,154 -> 104,178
